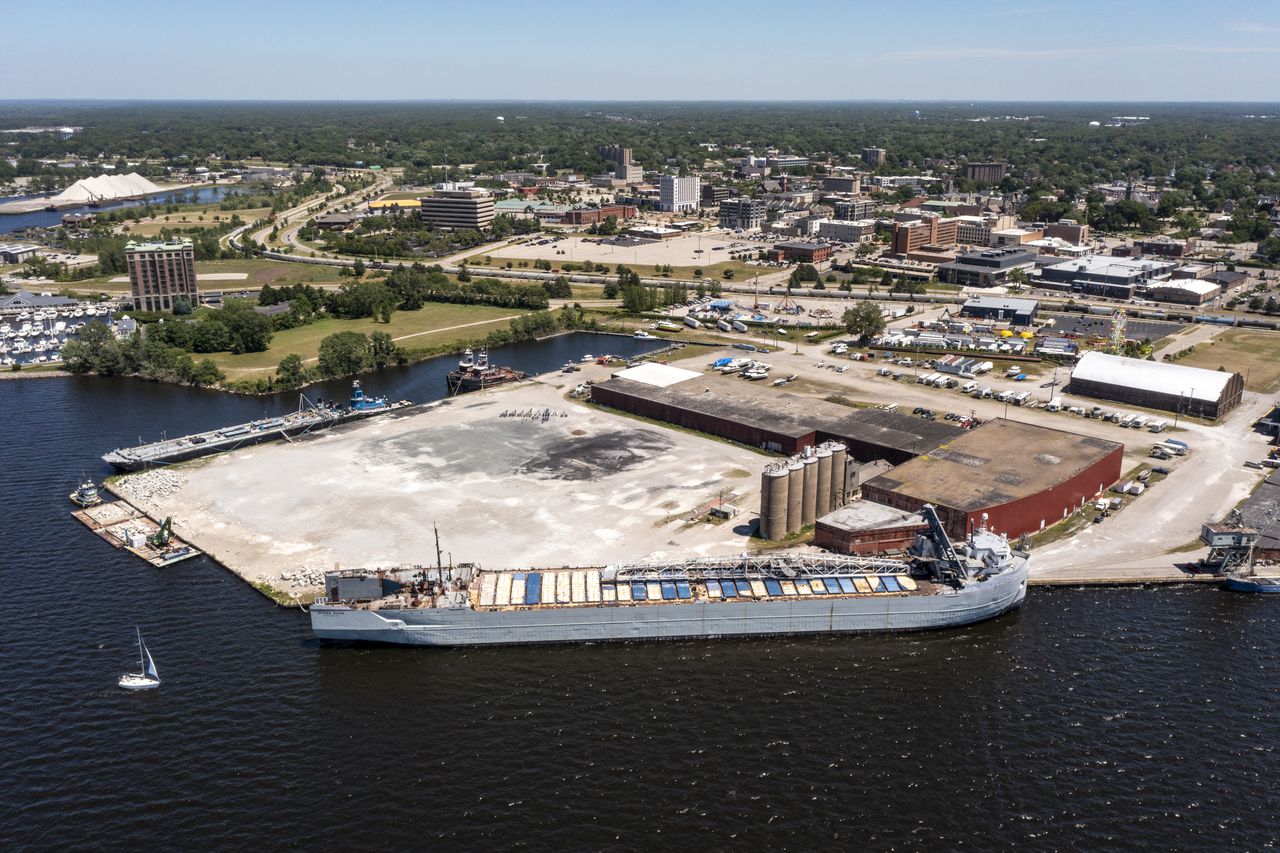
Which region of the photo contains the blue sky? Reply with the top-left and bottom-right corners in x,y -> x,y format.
9,0 -> 1280,101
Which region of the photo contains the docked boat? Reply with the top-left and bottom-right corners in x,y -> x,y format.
1224,575 -> 1280,593
69,479 -> 102,507
102,381 -> 410,471
118,628 -> 160,690
311,506 -> 1030,647
633,330 -> 657,339
657,321 -> 682,332
445,348 -> 526,395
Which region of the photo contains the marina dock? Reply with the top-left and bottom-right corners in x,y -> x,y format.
71,494 -> 202,568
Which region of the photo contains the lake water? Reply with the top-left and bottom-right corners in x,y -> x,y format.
2,332 -> 1279,849
0,184 -> 250,234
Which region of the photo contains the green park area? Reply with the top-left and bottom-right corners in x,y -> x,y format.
71,258 -> 348,297
207,302 -> 525,379
1174,329 -> 1280,393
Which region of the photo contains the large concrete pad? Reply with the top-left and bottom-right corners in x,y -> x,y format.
116,380 -> 763,592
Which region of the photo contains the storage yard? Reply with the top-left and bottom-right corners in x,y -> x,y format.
110,380 -> 765,598
105,315 -> 1280,599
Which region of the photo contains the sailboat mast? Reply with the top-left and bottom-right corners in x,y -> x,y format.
137,627 -> 144,673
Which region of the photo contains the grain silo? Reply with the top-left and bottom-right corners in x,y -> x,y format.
785,457 -> 805,534
815,444 -> 833,517
760,463 -> 791,540
829,443 -> 848,508
801,453 -> 819,527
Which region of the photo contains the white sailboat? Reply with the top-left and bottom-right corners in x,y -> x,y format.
118,628 -> 160,690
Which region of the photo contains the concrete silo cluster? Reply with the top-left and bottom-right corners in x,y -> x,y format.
759,442 -> 848,540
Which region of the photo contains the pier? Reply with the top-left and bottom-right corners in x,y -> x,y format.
71,492 -> 202,568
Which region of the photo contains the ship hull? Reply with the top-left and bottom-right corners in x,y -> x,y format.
1224,576 -> 1280,593
445,370 -> 525,395
312,558 -> 1029,647
102,405 -> 407,471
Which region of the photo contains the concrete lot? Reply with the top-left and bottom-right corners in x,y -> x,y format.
114,379 -> 764,595
487,232 -> 768,268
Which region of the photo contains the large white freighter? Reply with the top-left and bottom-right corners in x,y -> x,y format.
310,507 -> 1030,647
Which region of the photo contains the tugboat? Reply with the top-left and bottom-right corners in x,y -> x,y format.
348,380 -> 390,411
69,479 -> 102,507
446,348 -> 526,395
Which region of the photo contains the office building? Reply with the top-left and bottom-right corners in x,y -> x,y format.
702,184 -> 732,206
1039,255 -> 1176,289
599,144 -> 641,184
861,147 -> 886,168
936,247 -> 1038,287
1136,235 -> 1197,257
962,162 -> 1010,184
891,214 -> 958,254
767,155 -> 809,170
834,198 -> 878,221
659,175 -> 701,213
768,241 -> 833,264
419,188 -> 495,230
718,198 -> 765,231
815,219 -> 876,243
126,239 -> 197,313
960,295 -> 1039,325
1043,219 -> 1089,245
822,175 -> 862,194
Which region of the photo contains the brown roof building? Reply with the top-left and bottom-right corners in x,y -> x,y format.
861,419 -> 1124,540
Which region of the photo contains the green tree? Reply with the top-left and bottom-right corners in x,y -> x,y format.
842,302 -> 887,341
352,257 -> 366,277
317,331 -> 370,377
369,331 -> 396,368
60,322 -> 121,375
276,353 -> 308,389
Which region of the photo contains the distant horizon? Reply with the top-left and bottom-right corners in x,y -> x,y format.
2,98 -> 1279,106
7,0 -> 1279,101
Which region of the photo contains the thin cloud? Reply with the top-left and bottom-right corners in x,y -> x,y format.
1226,21 -> 1280,33
881,43 -> 1280,61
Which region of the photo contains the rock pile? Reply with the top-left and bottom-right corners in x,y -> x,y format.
119,469 -> 187,502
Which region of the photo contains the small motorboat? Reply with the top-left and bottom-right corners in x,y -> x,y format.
69,479 -> 102,507
118,628 -> 160,691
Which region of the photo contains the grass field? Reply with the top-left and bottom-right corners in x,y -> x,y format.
208,303 -> 526,378
1175,329 -> 1280,393
116,207 -> 271,238
70,258 -> 349,296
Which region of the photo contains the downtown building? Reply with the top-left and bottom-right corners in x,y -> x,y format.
718,198 -> 765,230
659,175 -> 701,213
125,239 -> 197,313
419,187 -> 496,230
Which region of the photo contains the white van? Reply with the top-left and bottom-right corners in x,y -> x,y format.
1046,397 -> 1063,412
960,381 -> 979,394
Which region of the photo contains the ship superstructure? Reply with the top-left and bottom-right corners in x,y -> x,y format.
311,506 -> 1030,647
446,348 -> 526,395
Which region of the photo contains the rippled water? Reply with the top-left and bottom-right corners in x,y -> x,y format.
2,335 -> 1279,849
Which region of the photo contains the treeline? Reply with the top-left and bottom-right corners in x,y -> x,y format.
6,102 -> 1280,199
241,303 -> 597,395
60,322 -> 224,386
318,212 -> 538,259
146,300 -> 274,354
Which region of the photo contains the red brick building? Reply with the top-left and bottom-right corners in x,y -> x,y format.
559,204 -> 638,226
768,241 -> 833,264
860,419 -> 1124,540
